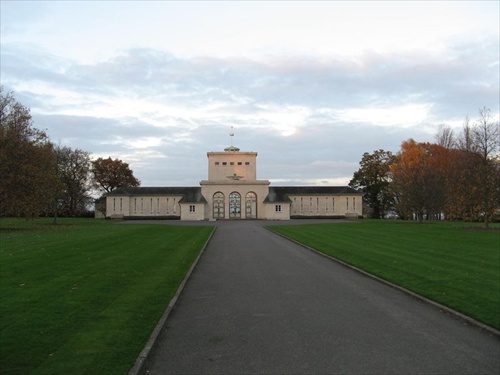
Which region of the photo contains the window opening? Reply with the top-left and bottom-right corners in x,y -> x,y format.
213,192 -> 225,219
245,192 -> 257,219
229,192 -> 241,218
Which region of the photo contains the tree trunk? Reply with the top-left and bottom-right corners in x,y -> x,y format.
483,212 -> 489,230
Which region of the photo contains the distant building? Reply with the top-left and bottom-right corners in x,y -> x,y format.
103,143 -> 362,220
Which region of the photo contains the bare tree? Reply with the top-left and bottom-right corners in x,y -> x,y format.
472,107 -> 499,229
457,116 -> 474,152
473,107 -> 499,160
435,124 -> 455,149
455,107 -> 499,228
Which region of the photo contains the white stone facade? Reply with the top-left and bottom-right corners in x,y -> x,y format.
104,146 -> 362,220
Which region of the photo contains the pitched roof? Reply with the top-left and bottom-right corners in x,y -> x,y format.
108,185 -> 359,204
263,187 -> 292,203
107,186 -> 206,203
264,186 -> 361,203
178,188 -> 207,204
273,186 -> 361,195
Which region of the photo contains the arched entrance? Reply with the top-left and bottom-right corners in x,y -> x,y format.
245,192 -> 257,219
229,192 -> 241,219
213,192 -> 225,219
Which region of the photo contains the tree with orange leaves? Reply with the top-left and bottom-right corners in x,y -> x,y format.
91,157 -> 140,194
392,107 -> 499,227
391,139 -> 448,223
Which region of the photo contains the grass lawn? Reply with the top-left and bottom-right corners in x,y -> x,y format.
0,218 -> 214,375
269,220 -> 500,330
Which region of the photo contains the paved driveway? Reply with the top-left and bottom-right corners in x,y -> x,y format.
138,220 -> 499,374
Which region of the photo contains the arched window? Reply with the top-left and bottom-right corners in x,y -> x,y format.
213,192 -> 225,219
229,192 -> 241,218
245,192 -> 257,219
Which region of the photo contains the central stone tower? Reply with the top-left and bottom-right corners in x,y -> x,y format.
200,130 -> 270,219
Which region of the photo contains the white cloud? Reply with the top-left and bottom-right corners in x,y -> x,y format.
1,1 -> 498,187
2,2 -> 498,61
269,177 -> 352,186
335,104 -> 433,127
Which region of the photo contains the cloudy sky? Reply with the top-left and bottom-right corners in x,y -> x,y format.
1,1 -> 499,187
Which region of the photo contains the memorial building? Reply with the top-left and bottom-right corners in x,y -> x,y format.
104,140 -> 362,220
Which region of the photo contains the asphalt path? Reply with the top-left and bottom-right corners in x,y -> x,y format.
139,220 -> 499,374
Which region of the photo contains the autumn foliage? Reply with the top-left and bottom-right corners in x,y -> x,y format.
91,157 -> 140,193
391,140 -> 447,223
352,108 -> 499,228
0,88 -> 59,217
1,88 -> 141,218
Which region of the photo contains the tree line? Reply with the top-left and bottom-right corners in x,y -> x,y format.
0,87 -> 140,219
349,107 -> 500,229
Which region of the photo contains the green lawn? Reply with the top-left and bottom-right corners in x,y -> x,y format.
0,218 -> 214,375
269,220 -> 500,330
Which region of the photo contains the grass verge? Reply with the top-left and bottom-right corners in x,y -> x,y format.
0,218 -> 214,375
269,220 -> 500,330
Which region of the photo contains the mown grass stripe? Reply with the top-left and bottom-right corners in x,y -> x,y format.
0,218 -> 213,375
